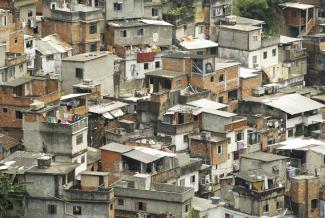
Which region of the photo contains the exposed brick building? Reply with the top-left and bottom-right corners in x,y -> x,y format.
42,2 -> 103,54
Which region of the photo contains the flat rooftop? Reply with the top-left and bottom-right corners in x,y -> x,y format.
244,93 -> 324,115
220,24 -> 262,32
108,19 -> 172,28
145,69 -> 188,79
241,152 -> 289,162
63,52 -> 110,62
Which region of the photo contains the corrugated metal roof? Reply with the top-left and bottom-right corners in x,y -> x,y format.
263,93 -> 324,115
241,152 -> 289,162
279,2 -> 314,10
100,143 -> 133,153
88,101 -> 128,114
134,147 -> 176,157
123,149 -> 161,163
36,34 -> 72,55
279,35 -> 301,44
187,99 -> 228,110
240,67 -> 261,79
180,39 -> 218,50
60,93 -> 89,101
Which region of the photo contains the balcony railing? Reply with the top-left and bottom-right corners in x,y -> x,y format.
158,121 -> 194,135
285,48 -> 307,60
40,116 -> 88,134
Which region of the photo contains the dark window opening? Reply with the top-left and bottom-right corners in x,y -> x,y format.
114,2 -> 122,10
118,198 -> 124,206
311,199 -> 318,209
89,23 -> 97,34
144,63 -> 149,70
15,111 -> 22,120
73,206 -> 82,215
137,202 -> 146,211
219,74 -> 224,82
228,89 -> 238,101
48,205 -> 57,214
75,68 -> 83,79
155,61 -> 160,68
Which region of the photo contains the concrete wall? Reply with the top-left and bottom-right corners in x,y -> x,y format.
219,29 -> 262,51
112,25 -> 172,47
177,171 -> 199,192
201,113 -> 231,133
62,54 -> 115,96
105,0 -> 144,20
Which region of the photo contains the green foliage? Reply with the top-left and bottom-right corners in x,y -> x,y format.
234,0 -> 288,32
0,172 -> 25,218
188,208 -> 200,218
166,7 -> 188,16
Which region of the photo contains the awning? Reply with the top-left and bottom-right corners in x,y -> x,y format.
103,112 -> 114,120
110,109 -> 124,117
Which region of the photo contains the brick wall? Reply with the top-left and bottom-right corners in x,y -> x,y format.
190,139 -> 228,165
240,75 -> 262,99
162,57 -> 192,73
101,150 -> 122,173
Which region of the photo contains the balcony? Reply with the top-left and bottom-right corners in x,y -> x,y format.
39,116 -> 88,134
303,113 -> 322,126
285,48 -> 307,60
5,53 -> 28,66
286,116 -> 303,128
158,121 -> 194,135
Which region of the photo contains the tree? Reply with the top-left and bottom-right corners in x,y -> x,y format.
0,172 -> 25,218
234,0 -> 288,32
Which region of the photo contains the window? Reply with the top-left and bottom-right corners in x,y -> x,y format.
253,55 -> 257,64
28,10 -> 33,17
263,51 -> 267,59
14,38 -> 18,44
110,204 -> 113,210
183,135 -> 188,143
219,74 -> 224,82
15,111 -> 22,120
51,3 -> 56,9
118,198 -> 124,206
90,43 -> 97,52
288,129 -> 294,137
8,67 -> 15,78
73,206 -> 82,215
191,175 -> 196,183
198,25 -> 204,34
276,201 -> 282,210
272,49 -> 277,57
137,202 -> 147,211
48,205 -> 57,214
89,23 -> 97,34
113,2 -> 122,10
75,68 -> 83,79
2,16 -> 7,26
120,30 -> 127,37
144,63 -> 149,70
179,179 -> 185,186
81,155 -> 85,163
263,204 -> 269,212
218,96 -> 224,103
253,36 -> 258,41
76,134 -> 83,145
228,89 -> 238,101
46,55 -> 54,61
3,108 -> 8,113
217,145 -> 223,154
19,64 -> 23,71
155,61 -> 160,68
236,132 -> 243,142
152,8 -> 158,17
311,199 -> 318,209
137,28 -> 144,36
185,204 -> 190,213
26,40 -> 33,48
210,76 -> 214,82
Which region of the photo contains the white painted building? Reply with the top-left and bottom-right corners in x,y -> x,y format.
35,34 -> 72,77
24,34 -> 35,70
